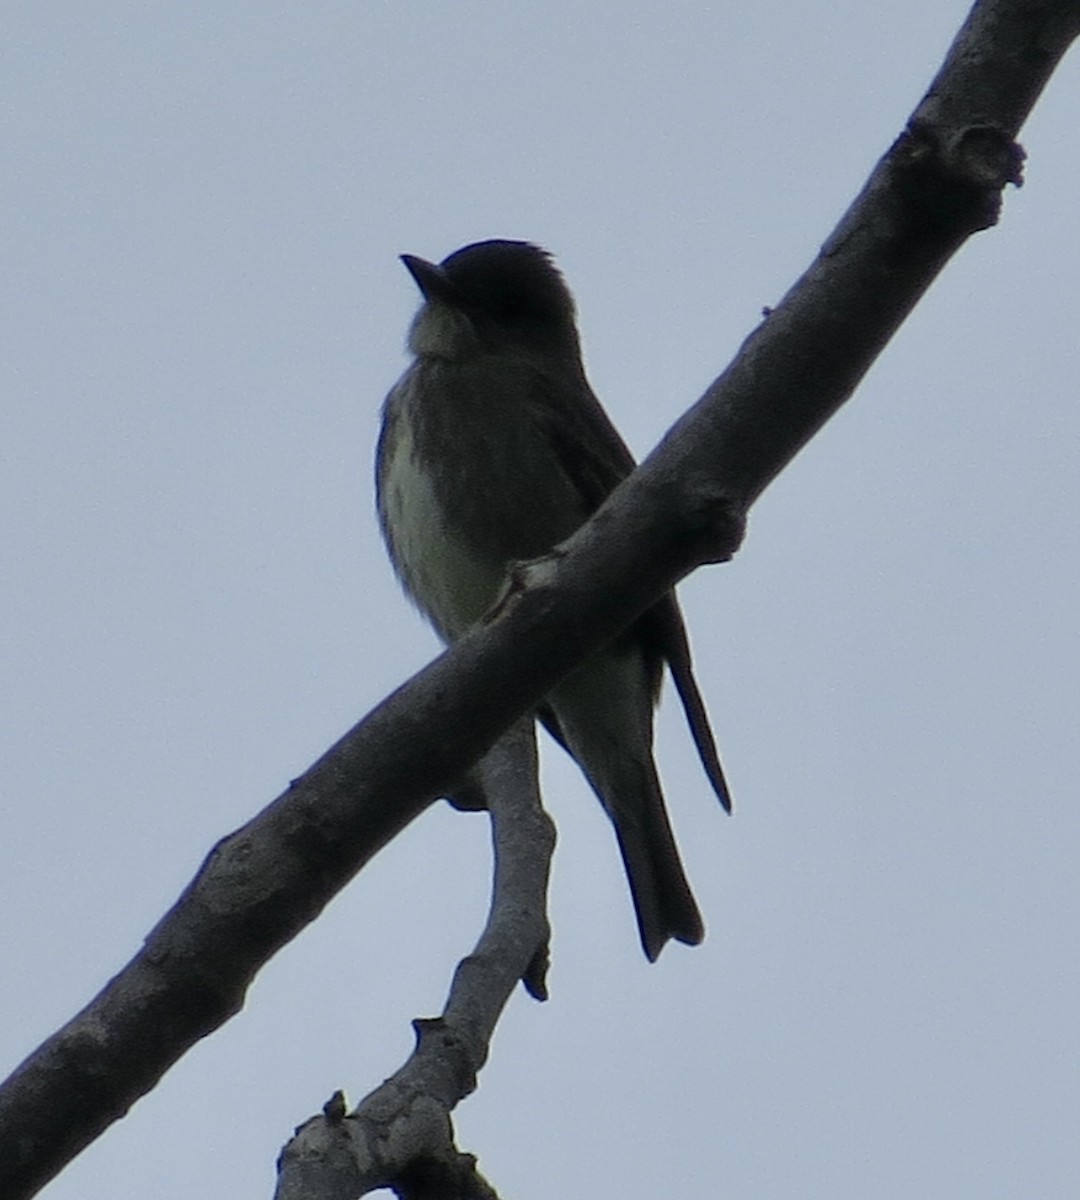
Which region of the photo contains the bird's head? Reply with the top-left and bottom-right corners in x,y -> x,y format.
402,240 -> 580,362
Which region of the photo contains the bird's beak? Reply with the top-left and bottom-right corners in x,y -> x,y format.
400,254 -> 459,304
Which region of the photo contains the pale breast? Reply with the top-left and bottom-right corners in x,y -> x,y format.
378,389 -> 505,642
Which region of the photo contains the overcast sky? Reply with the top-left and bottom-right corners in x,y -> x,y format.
3,4 -> 1079,1198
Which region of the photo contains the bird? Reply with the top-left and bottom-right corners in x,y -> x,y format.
375,239 -> 730,961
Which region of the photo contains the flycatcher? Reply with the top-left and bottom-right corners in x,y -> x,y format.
376,239 -> 729,960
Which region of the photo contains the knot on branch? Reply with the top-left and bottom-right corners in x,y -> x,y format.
944,124 -> 1025,191
895,120 -> 1025,235
323,1090 -> 348,1123
664,473 -> 748,566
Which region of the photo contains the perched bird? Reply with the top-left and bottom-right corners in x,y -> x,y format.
376,239 -> 730,961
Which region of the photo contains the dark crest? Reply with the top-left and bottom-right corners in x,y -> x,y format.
439,240 -> 577,335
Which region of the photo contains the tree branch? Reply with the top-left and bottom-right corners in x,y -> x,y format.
1,2 -> 1077,1197
275,722 -> 553,1200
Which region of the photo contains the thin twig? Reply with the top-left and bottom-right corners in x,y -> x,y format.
275,722 -> 555,1199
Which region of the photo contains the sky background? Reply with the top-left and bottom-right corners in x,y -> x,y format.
3,3 -> 1079,1197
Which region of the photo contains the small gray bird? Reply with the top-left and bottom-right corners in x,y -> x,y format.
376,240 -> 730,961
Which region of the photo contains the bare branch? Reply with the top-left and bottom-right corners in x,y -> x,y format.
275,723 -> 553,1200
1,3 -> 1077,1196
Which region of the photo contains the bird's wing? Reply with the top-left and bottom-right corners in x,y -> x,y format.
528,367 -> 636,507
528,366 -> 732,810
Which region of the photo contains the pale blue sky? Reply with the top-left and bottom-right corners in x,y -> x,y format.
3,4 -> 1079,1197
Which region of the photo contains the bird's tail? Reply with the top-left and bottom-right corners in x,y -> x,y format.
610,759 -> 705,961
545,646 -> 704,961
